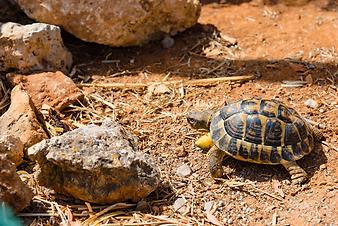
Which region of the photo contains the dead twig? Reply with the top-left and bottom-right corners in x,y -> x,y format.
77,75 -> 254,89
216,178 -> 284,201
82,203 -> 135,225
322,141 -> 338,152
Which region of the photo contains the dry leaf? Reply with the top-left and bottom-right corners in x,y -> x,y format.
272,176 -> 285,198
206,211 -> 223,226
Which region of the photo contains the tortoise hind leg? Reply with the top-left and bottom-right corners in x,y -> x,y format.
207,145 -> 226,179
282,161 -> 308,184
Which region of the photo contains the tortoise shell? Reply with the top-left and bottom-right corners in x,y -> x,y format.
210,99 -> 315,164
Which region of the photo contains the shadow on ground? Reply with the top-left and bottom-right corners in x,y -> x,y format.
220,143 -> 327,183
62,23 -> 338,85
200,0 -> 337,11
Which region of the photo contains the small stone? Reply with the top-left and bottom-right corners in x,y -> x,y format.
227,218 -> 233,224
173,197 -> 187,212
218,200 -> 226,207
152,206 -> 160,213
304,98 -> 318,109
204,201 -> 214,213
161,36 -> 175,49
305,74 -> 313,84
319,164 -> 327,171
288,62 -> 306,72
136,200 -> 149,211
220,32 -> 237,45
176,163 -> 192,177
176,146 -> 188,157
145,83 -> 172,99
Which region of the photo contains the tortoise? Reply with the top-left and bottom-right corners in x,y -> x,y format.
186,98 -> 324,184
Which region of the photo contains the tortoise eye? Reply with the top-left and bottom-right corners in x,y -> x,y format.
187,118 -> 196,124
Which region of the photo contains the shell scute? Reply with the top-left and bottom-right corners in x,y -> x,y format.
240,99 -> 260,114
244,114 -> 263,144
264,118 -> 282,146
224,114 -> 245,140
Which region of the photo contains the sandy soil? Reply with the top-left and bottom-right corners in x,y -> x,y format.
65,1 -> 337,225
2,0 -> 338,225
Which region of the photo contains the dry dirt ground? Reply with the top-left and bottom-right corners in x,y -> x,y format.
4,0 -> 338,225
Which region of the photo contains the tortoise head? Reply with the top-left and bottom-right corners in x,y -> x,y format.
186,110 -> 214,130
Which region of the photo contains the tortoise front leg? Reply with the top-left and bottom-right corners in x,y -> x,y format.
282,161 -> 308,184
207,145 -> 226,179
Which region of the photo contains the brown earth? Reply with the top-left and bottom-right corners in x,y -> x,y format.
3,0 -> 338,225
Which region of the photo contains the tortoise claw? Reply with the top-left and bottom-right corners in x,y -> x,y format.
282,161 -> 308,185
290,168 -> 308,185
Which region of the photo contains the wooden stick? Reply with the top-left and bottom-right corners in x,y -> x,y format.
322,141 -> 338,152
77,75 -> 254,89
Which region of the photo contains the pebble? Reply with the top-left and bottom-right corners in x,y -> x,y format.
319,164 -> 327,171
173,197 -> 187,212
204,201 -> 214,213
305,74 -> 313,84
218,200 -> 226,207
152,206 -> 160,213
176,146 -> 188,157
135,200 -> 149,211
304,98 -> 318,109
176,164 -> 192,177
161,36 -> 175,49
227,218 -> 234,224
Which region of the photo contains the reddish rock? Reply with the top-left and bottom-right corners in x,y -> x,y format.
0,135 -> 24,166
0,155 -> 34,212
0,86 -> 48,150
7,71 -> 83,111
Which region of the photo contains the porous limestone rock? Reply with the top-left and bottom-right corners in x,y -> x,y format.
28,120 -> 160,204
0,85 -> 48,150
7,71 -> 83,111
0,155 -> 34,212
14,0 -> 201,47
0,22 -> 72,73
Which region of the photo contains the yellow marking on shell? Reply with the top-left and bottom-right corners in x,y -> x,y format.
263,145 -> 273,161
223,137 -> 281,165
218,117 -> 226,138
277,145 -> 283,157
280,121 -> 286,146
195,133 -> 213,151
240,113 -> 248,141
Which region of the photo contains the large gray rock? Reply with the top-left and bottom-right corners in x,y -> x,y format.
28,120 -> 160,204
0,22 -> 72,73
14,0 -> 201,47
0,155 -> 34,212
0,85 -> 48,150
